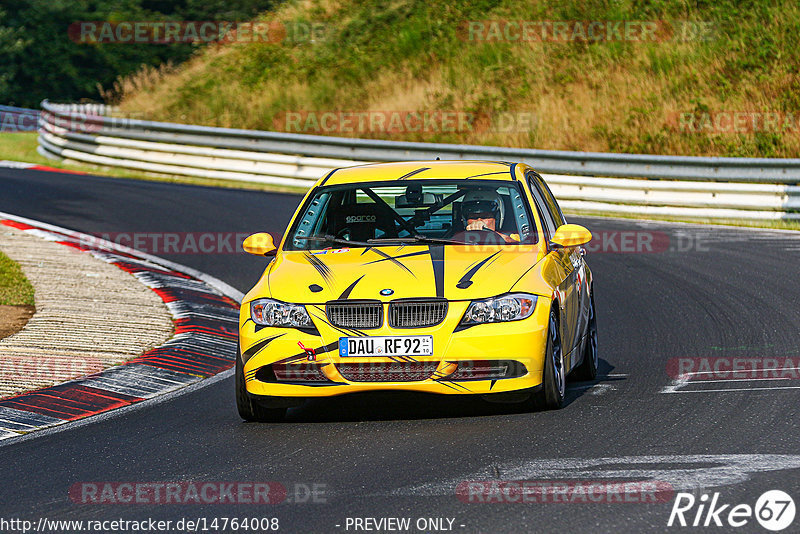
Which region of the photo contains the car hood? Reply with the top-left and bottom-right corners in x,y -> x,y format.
262,244 -> 543,303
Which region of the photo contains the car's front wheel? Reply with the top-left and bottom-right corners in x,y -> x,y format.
235,350 -> 287,422
527,307 -> 565,410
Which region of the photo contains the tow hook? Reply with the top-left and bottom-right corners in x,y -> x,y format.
298,341 -> 316,361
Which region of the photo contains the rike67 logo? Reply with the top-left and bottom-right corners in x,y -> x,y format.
668,490 -> 795,531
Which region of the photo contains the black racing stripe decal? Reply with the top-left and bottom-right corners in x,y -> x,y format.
312,313 -> 366,338
271,354 -> 311,366
242,334 -> 285,361
432,378 -> 470,392
363,248 -> 416,277
304,251 -> 334,286
295,324 -> 321,336
489,379 -> 498,390
319,167 -> 340,186
453,323 -> 479,333
398,167 -> 431,180
311,306 -> 369,336
288,340 -> 340,360
309,307 -> 369,338
464,171 -> 509,179
387,249 -> 431,260
456,251 -> 501,289
448,380 -> 471,391
250,320 -> 319,336
267,340 -> 340,364
510,263 -> 539,292
364,249 -> 431,263
338,275 -> 364,300
429,245 -> 446,298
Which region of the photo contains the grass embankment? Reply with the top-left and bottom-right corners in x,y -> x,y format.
0,250 -> 35,339
110,0 -> 800,158
0,251 -> 34,307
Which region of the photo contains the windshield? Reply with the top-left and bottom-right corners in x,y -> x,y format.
285,180 -> 538,250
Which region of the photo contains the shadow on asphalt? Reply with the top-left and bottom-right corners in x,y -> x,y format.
241,360 -> 625,423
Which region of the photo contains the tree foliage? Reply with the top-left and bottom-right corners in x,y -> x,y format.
0,0 -> 274,107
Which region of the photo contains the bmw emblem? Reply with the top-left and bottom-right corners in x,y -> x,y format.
380,288 -> 394,296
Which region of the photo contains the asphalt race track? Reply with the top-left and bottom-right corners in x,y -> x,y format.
1,167 -> 799,532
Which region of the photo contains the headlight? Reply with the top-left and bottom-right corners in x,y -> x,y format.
460,293 -> 537,325
250,298 -> 312,327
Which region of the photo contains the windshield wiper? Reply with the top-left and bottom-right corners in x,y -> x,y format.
293,235 -> 373,247
367,235 -> 464,245
296,234 -> 465,248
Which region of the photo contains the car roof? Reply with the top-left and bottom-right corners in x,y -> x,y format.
319,160 -> 521,186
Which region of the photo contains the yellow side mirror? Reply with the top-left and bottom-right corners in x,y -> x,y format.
243,233 -> 277,256
550,224 -> 592,249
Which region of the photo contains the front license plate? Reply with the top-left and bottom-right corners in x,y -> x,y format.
339,336 -> 434,357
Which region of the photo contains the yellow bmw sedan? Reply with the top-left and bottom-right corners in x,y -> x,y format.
236,161 -> 597,421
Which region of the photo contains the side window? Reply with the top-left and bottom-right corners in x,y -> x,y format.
525,172 -> 556,241
292,191 -> 331,249
531,172 -> 566,227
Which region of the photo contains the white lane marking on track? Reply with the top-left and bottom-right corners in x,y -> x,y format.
662,371 -> 800,393
661,374 -> 690,393
389,455 -> 800,496
668,386 -> 800,393
680,367 -> 800,376
691,377 -> 792,383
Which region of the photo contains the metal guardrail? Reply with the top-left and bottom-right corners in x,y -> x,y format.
37,100 -> 800,220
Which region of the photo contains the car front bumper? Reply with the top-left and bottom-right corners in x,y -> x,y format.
239,299 -> 549,397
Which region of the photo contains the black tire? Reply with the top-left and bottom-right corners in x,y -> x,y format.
527,307 -> 566,410
573,290 -> 598,381
235,350 -> 287,422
